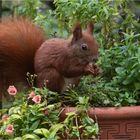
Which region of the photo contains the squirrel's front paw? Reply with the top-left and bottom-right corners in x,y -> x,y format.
92,64 -> 101,76
84,63 -> 100,76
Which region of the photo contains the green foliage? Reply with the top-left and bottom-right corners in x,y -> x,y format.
33,124 -> 64,140
0,89 -> 98,139
14,0 -> 41,19
113,45 -> 140,90
99,32 -> 140,91
54,0 -> 139,48
62,76 -> 138,107
54,0 -> 120,47
13,0 -> 68,38
54,0 -> 118,26
61,97 -> 99,139
34,10 -> 68,38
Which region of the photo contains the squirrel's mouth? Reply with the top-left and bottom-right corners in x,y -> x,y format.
78,55 -> 98,64
88,56 -> 98,64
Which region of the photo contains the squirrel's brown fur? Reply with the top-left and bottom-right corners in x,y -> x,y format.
0,18 -> 45,96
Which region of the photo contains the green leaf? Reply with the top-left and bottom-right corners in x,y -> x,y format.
9,106 -> 21,114
14,137 -> 22,140
78,96 -> 89,105
82,116 -> 94,125
65,112 -> 76,117
0,109 -> 8,114
34,128 -> 49,137
115,67 -> 124,74
10,114 -> 21,120
30,120 -> 40,130
22,134 -> 40,140
103,7 -> 108,18
85,126 -> 95,133
40,138 -> 48,140
64,112 -> 76,124
47,104 -> 55,109
48,124 -> 64,139
134,83 -> 140,90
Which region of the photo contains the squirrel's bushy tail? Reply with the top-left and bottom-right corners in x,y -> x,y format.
0,18 -> 45,95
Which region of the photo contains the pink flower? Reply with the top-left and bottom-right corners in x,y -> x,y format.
2,114 -> 9,121
28,91 -> 36,99
32,95 -> 41,104
6,124 -> 14,135
7,85 -> 17,96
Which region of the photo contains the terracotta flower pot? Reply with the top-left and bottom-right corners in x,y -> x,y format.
60,106 -> 140,139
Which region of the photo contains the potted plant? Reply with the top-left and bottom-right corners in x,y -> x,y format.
0,86 -> 99,139
1,0 -> 140,139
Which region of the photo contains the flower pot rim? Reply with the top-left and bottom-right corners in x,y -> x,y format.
60,106 -> 140,120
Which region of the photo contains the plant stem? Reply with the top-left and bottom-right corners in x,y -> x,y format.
75,115 -> 80,140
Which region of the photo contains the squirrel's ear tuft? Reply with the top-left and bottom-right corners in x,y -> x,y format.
72,23 -> 82,42
87,22 -> 94,35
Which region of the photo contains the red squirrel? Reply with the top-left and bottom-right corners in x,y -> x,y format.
0,18 -> 99,97
35,22 -> 99,93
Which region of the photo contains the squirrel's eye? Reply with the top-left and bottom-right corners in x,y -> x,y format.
81,44 -> 88,50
